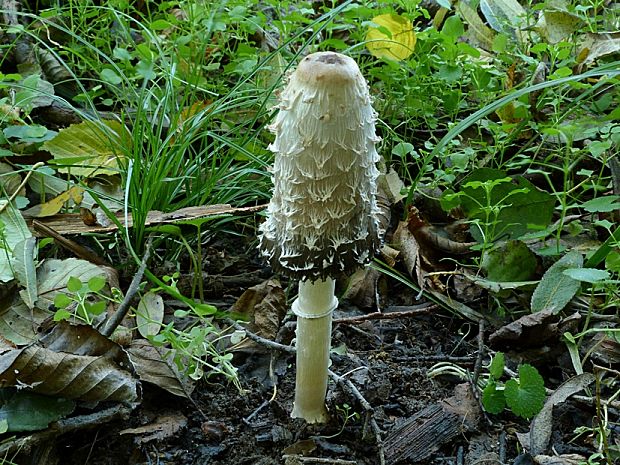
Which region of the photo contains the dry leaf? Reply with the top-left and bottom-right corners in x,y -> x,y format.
366,14 -> 416,61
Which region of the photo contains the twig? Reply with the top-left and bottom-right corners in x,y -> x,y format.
242,400 -> 269,426
328,370 -> 385,465
469,319 -> 492,426
392,355 -> 476,365
0,162 -> 44,214
282,457 -> 357,464
333,305 -> 437,325
227,319 -> 295,354
33,220 -> 111,267
101,238 -> 152,337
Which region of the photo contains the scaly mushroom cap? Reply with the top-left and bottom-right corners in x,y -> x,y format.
259,52 -> 381,281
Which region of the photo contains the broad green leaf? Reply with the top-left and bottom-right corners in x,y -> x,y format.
489,352 -> 505,379
581,195 -> 620,213
457,169 -> 555,242
482,381 -> 505,414
442,15 -> 464,39
100,68 -> 122,85
605,250 -> 620,272
13,237 -> 37,309
136,292 -> 164,338
481,241 -> 537,282
88,276 -> 107,293
531,251 -> 583,314
366,14 -> 416,61
563,268 -> 610,283
0,200 -> 32,282
14,74 -> 55,113
0,389 -> 75,432
3,124 -> 56,143
42,120 -> 130,177
504,364 -> 545,419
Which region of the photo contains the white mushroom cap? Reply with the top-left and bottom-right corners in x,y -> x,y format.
259,52 -> 381,281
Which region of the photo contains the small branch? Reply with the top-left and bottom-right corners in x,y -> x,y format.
328,370 -> 385,465
101,238 -> 152,337
228,319 -> 295,354
333,304 -> 437,325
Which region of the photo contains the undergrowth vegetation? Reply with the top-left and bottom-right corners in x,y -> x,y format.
1,0 -> 620,462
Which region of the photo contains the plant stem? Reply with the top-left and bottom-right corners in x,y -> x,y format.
291,278 -> 338,423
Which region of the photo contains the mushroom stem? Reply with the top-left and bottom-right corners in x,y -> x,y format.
291,277 -> 338,423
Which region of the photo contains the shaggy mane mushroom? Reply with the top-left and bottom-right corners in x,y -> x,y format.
259,51 -> 381,423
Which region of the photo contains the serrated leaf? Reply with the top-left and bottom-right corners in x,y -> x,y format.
504,364 -> 545,419
0,389 -> 75,432
13,237 -> 37,309
42,120 -> 129,177
0,200 -> 32,282
531,251 -> 583,314
482,381 -> 506,414
136,292 -> 164,338
366,14 -> 416,61
489,352 -> 505,379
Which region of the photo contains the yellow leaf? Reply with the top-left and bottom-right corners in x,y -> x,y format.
366,14 -> 416,61
24,185 -> 84,217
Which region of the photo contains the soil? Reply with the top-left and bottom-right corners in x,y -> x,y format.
14,235 -> 602,465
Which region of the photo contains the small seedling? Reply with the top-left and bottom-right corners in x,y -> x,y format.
53,275 -> 113,324
481,352 -> 546,419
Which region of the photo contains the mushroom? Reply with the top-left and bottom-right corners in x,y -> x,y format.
259,52 -> 381,423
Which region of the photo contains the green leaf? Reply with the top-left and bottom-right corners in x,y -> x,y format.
442,15 -> 465,39
53,309 -> 72,321
458,169 -> 554,242
0,200 -> 32,282
581,195 -> 620,213
42,120 -> 129,177
86,300 -> 107,316
531,251 -> 583,314
563,268 -> 610,283
489,352 -> 505,379
504,364 -> 545,419
67,276 -> 83,292
88,276 -> 107,293
53,293 -> 73,309
13,237 -> 37,309
605,250 -> 620,272
136,292 -> 164,338
481,241 -> 538,282
0,389 -> 75,432
100,68 -> 122,85
482,381 -> 506,414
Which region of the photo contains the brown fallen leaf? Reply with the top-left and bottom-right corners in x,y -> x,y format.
26,204 -> 266,236
0,322 -> 139,403
229,279 -> 286,352
127,339 -> 195,398
119,412 -> 188,444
